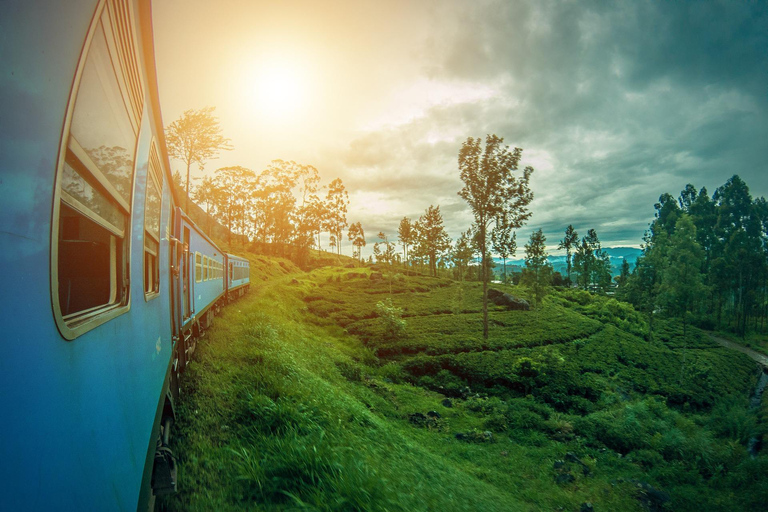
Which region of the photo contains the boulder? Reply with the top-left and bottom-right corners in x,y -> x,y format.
441,398 -> 453,408
408,413 -> 426,426
487,289 -> 530,310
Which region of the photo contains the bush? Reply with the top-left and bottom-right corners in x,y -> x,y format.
376,298 -> 406,339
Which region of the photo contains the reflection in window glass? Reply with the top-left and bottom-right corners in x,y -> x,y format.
70,21 -> 135,204
145,176 -> 161,239
195,253 -> 202,282
61,160 -> 125,233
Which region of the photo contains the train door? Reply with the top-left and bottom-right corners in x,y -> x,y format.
182,226 -> 191,321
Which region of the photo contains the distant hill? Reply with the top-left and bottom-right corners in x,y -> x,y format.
496,246 -> 642,276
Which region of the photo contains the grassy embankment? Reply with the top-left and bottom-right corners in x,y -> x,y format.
160,255 -> 768,511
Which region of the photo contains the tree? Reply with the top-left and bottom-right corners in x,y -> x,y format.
414,205 -> 452,277
165,107 -> 232,209
347,222 -> 366,262
458,134 -> 533,338
659,215 -> 706,337
325,178 -> 349,255
558,225 -> 579,285
398,217 -> 415,267
374,231 -> 396,266
492,222 -> 517,284
212,166 -> 256,243
450,230 -> 476,282
521,229 -> 552,306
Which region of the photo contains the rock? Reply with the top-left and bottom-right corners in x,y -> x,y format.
555,473 -> 575,484
408,413 -> 426,426
487,288 -> 530,310
427,410 -> 441,418
580,503 -> 594,512
370,272 -> 384,281
441,398 -> 453,408
566,452 -> 592,476
629,480 -> 669,512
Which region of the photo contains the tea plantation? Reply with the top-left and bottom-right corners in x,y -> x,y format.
160,259 -> 768,511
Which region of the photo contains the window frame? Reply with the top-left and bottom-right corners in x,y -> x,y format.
51,0 -> 143,340
195,252 -> 202,283
143,141 -> 162,300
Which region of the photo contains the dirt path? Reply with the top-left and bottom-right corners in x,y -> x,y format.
706,333 -> 768,368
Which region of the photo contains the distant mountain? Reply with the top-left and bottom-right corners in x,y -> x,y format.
494,246 -> 642,277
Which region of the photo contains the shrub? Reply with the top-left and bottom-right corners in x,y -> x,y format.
375,298 -> 406,339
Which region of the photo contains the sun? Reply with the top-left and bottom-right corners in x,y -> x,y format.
250,62 -> 308,120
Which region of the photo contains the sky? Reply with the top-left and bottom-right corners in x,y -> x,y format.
152,0 -> 767,254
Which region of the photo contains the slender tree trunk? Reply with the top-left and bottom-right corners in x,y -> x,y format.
481,224 -> 489,339
184,161 -> 191,211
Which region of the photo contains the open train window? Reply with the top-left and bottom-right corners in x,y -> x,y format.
144,143 -> 162,298
52,0 -> 144,339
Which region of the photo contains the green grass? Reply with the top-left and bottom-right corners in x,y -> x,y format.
159,256 -> 768,511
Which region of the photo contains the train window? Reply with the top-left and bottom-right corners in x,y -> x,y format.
203,256 -> 208,281
195,252 -> 202,283
144,143 -> 162,297
53,0 -> 143,338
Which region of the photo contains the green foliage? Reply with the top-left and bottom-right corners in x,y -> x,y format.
375,298 -> 406,339
164,255 -> 768,512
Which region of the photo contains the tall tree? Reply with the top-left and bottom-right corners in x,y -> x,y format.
451,230 -> 476,282
521,229 -> 552,306
492,222 -> 517,284
212,166 -> 256,243
398,217 -> 415,267
325,178 -> 349,255
165,107 -> 232,209
415,205 -> 452,277
659,214 -> 707,337
458,134 -> 533,338
347,222 -> 366,262
558,224 -> 579,285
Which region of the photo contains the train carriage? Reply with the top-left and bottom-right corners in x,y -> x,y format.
226,252 -> 251,301
0,1 -> 248,510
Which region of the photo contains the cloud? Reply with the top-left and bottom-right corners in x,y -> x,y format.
326,0 -> 768,250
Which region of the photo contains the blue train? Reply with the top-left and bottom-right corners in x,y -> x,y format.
0,1 -> 250,510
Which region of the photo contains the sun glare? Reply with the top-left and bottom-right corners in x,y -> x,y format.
248,62 -> 308,120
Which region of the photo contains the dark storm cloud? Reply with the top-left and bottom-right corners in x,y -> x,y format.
323,0 -> 766,252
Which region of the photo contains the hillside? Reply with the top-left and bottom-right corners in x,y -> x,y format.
159,255 -> 768,512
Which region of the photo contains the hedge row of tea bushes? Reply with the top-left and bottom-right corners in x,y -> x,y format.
301,270 -> 768,510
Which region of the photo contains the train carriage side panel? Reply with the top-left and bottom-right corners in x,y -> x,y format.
179,210 -> 225,332
226,252 -> 250,300
0,1 -> 178,510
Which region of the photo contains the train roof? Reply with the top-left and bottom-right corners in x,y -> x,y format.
226,253 -> 249,263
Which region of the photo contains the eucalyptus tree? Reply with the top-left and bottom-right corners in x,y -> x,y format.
165,106 -> 232,209
347,222 -> 366,262
211,166 -> 256,243
415,205 -> 451,277
451,230 -> 475,282
458,134 -> 533,338
660,214 -> 706,337
325,178 -> 349,255
558,224 -> 579,285
521,229 -> 552,306
492,222 -> 517,284
397,217 -> 415,267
